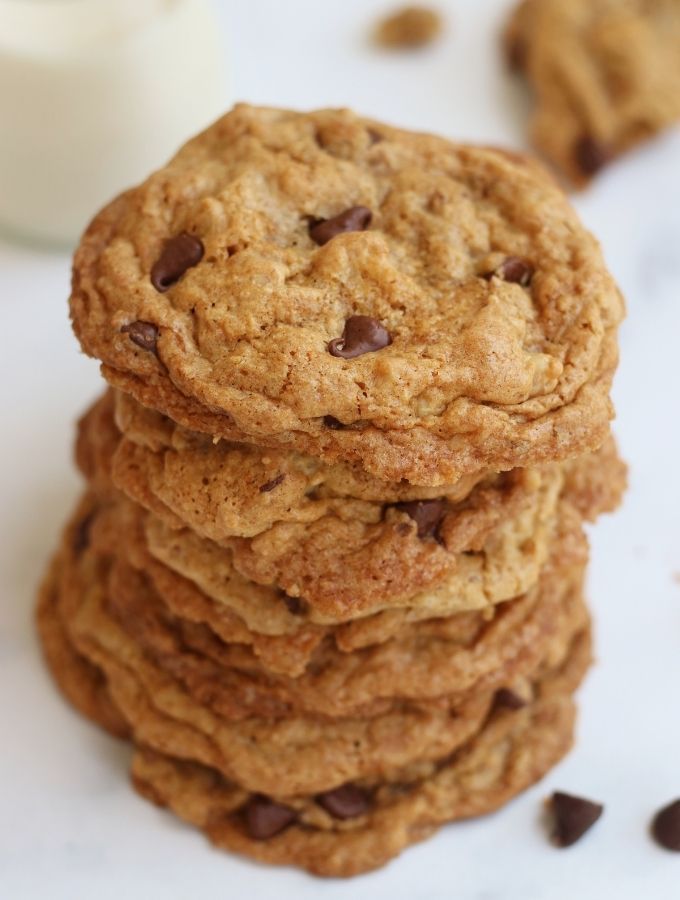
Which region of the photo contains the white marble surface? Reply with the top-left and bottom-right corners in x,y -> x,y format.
1,1 -> 679,897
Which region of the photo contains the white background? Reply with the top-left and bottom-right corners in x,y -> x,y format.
1,1 -> 679,897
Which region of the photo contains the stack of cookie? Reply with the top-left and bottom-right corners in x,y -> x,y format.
38,105 -> 625,877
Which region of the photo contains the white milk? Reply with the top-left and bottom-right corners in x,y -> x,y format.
0,0 -> 228,246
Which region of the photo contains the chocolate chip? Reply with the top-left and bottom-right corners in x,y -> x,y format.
549,792 -> 603,847
394,499 -> 447,539
121,320 -> 159,353
367,128 -> 384,145
243,795 -> 297,840
73,512 -> 95,555
495,688 -> 528,711
317,785 -> 370,820
574,136 -> 609,177
259,474 -> 285,493
328,315 -> 392,359
651,799 -> 680,851
323,415 -> 345,429
281,594 -> 308,616
151,232 -> 204,292
309,206 -> 372,246
507,36 -> 527,71
485,256 -> 534,286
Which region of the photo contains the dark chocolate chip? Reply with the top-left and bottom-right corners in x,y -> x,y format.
328,315 -> 392,359
574,136 -> 609,178
367,128 -> 384,145
151,232 -> 204,292
281,594 -> 308,616
507,36 -> 527,71
121,320 -> 159,353
550,792 -> 603,847
244,795 -> 297,840
73,512 -> 95,555
394,499 -> 447,539
485,256 -> 534,286
317,785 -> 370,820
259,474 -> 285,493
651,799 -> 680,851
323,415 -> 345,429
309,206 -> 372,246
495,688 -> 529,710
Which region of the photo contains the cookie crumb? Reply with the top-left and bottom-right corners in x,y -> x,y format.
374,6 -> 443,49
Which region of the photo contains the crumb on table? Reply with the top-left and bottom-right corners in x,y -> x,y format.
374,5 -> 443,49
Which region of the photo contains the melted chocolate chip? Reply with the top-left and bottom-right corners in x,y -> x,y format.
121,320 -> 159,353
309,206 -> 372,246
507,36 -> 527,71
485,256 -> 534,286
495,688 -> 529,711
259,474 -> 285,493
151,232 -> 204,292
550,792 -> 603,847
328,315 -> 392,359
323,415 -> 345,429
394,499 -> 447,539
317,785 -> 370,820
244,795 -> 297,840
281,594 -> 308,616
651,799 -> 680,851
574,136 -> 609,177
73,512 -> 95,555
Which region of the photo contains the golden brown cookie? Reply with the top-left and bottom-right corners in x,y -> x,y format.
38,486 -> 588,798
36,552 -> 129,740
505,0 -> 680,185
38,508 -> 589,819
129,672 -> 584,877
70,104 -> 624,485
37,531 -> 588,875
76,390 -> 624,623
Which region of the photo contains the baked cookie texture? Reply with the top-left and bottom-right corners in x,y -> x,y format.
70,104 -> 624,485
505,0 -> 680,186
40,105 -> 625,876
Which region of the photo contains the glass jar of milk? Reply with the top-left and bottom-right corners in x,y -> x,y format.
0,0 -> 228,247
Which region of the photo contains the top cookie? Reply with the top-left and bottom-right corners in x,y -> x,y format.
505,0 -> 680,185
71,104 -> 623,485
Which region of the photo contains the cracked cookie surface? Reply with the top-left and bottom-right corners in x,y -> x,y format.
70,104 -> 624,485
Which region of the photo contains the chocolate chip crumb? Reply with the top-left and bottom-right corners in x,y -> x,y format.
281,594 -> 308,616
495,688 -> 528,710
651,799 -> 680,851
151,232 -> 204,292
328,315 -> 392,359
259,474 -> 285,493
244,795 -> 297,840
323,415 -> 345,430
374,6 -> 443,49
73,512 -> 95,555
549,791 -> 603,847
393,499 -> 447,539
317,784 -> 370,819
574,136 -> 609,178
121,320 -> 159,353
309,206 -> 372,246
